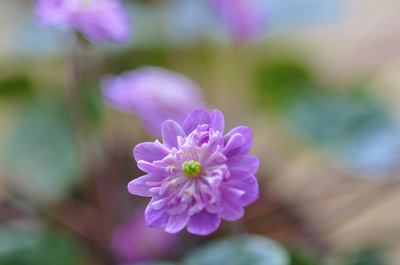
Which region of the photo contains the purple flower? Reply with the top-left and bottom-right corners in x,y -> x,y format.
211,0 -> 268,41
111,212 -> 179,263
101,66 -> 205,138
33,0 -> 131,44
128,109 -> 259,236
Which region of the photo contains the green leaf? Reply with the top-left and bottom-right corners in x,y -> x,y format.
0,225 -> 85,265
2,100 -> 80,204
253,59 -> 314,112
183,235 -> 289,265
0,75 -> 33,99
287,89 -> 400,177
342,250 -> 388,265
289,249 -> 320,265
82,85 -> 103,127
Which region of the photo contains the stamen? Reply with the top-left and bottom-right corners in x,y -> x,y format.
182,160 -> 202,178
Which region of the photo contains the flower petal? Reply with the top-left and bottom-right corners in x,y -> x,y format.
133,142 -> 169,163
165,211 -> 190,234
225,175 -> 259,206
220,185 -> 245,200
137,160 -> 167,175
127,174 -> 165,196
209,110 -> 225,134
224,126 -> 252,157
182,109 -> 210,135
222,133 -> 245,155
220,200 -> 244,221
162,120 -> 186,149
101,75 -> 135,113
167,203 -> 188,215
145,202 -> 169,228
186,210 -> 221,236
226,155 -> 259,177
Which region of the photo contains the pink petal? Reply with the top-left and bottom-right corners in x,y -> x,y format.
165,211 -> 190,234
145,202 -> 169,228
224,126 -> 252,157
134,142 -> 169,163
162,120 -> 186,149
225,175 -> 259,206
209,109 -> 225,133
222,133 -> 245,154
167,203 -> 188,215
127,174 -> 165,196
137,161 -> 167,175
226,155 -> 259,177
186,210 -> 221,236
182,109 -> 210,135
220,185 -> 245,200
220,200 -> 244,221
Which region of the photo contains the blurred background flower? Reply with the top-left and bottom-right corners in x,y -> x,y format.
101,66 -> 205,138
33,0 -> 131,44
110,211 -> 180,264
210,0 -> 269,41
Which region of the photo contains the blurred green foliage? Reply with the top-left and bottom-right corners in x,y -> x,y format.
2,99 -> 80,204
0,225 -> 85,265
0,74 -> 33,99
342,250 -> 387,265
254,59 -> 314,111
82,85 -> 104,128
183,235 -> 289,265
254,58 -> 400,176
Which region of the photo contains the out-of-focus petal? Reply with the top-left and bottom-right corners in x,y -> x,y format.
101,67 -> 206,138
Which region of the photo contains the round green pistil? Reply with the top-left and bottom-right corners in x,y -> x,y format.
182,160 -> 202,178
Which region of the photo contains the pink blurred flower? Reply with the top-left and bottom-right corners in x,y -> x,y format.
101,66 -> 206,138
211,0 -> 268,41
34,0 -> 131,44
111,212 -> 180,263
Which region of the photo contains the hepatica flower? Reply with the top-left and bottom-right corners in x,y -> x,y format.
101,66 -> 205,137
211,0 -> 268,41
33,0 -> 131,44
128,109 -> 259,235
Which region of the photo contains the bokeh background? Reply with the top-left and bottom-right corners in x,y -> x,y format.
1,0 -> 400,264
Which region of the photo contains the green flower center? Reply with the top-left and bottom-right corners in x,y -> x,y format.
182,160 -> 202,178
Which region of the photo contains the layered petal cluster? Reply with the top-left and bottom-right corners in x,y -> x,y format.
101,66 -> 205,137
33,0 -> 131,44
128,109 -> 259,236
211,0 -> 268,41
